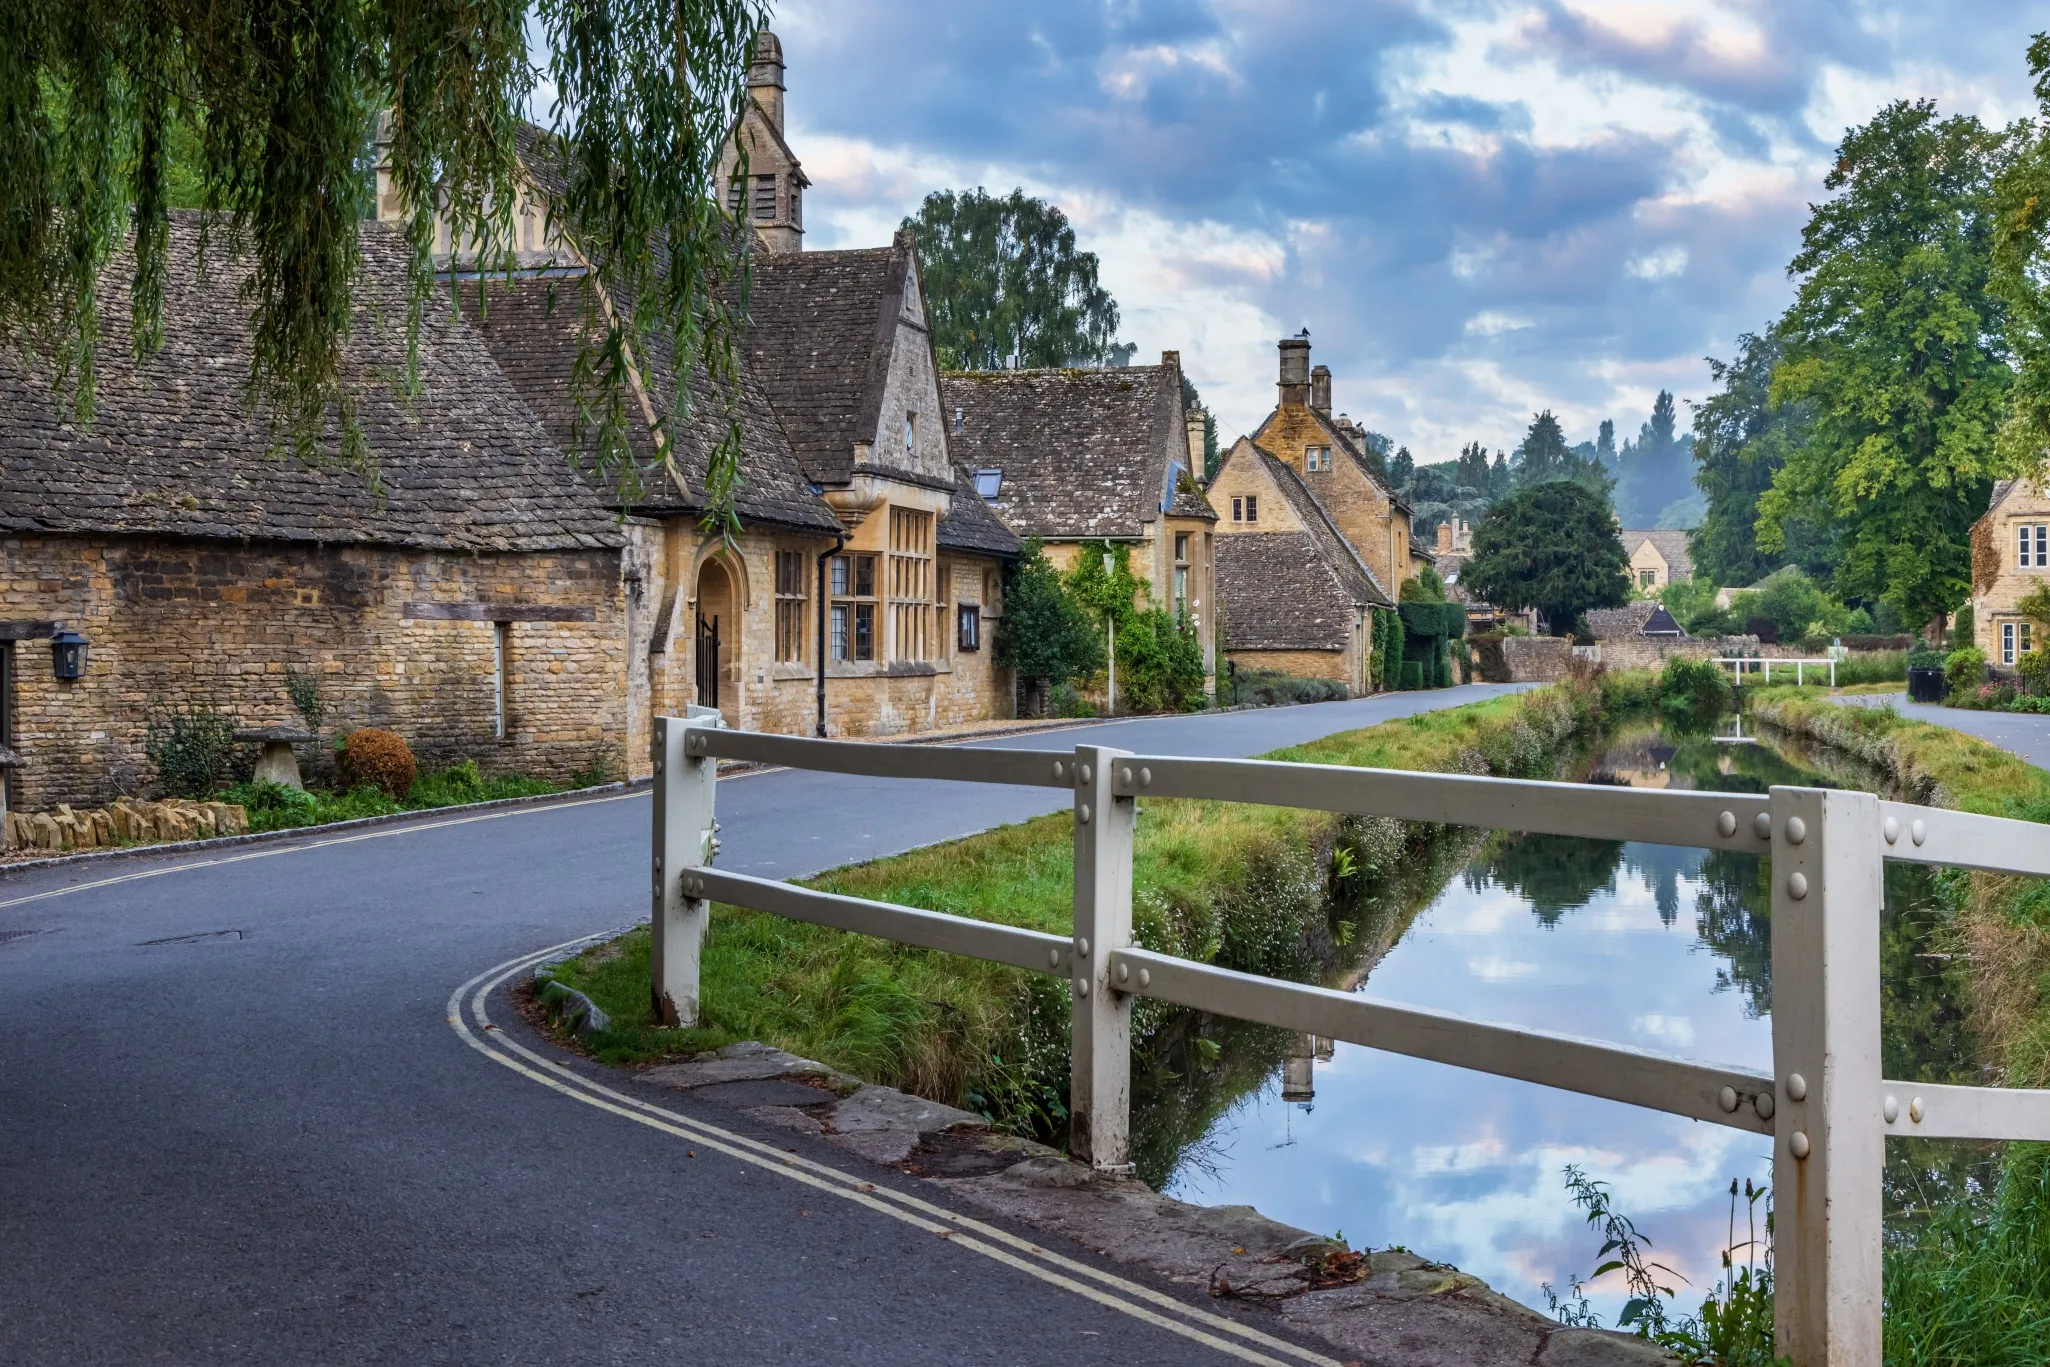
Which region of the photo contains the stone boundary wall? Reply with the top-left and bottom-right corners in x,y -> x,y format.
1501,636 -> 1570,682
1596,634 -> 1761,671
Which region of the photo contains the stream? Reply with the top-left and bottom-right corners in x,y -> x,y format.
1140,718 -> 1986,1324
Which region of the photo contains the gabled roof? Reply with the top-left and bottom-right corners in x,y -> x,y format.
1252,445 -> 1392,607
1253,401 -> 1408,514
939,363 -> 1191,539
0,215 -> 623,554
1621,528 -> 1695,581
465,274 -> 840,533
1216,534 -> 1364,652
1585,602 -> 1664,640
745,242 -> 915,486
937,466 -> 1021,558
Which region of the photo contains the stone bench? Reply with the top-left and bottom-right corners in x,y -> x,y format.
234,728 -> 317,790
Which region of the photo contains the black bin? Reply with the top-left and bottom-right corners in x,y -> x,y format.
1907,666 -> 1947,704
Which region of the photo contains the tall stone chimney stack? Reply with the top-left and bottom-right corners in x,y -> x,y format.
1278,333 -> 1310,407
1309,364 -> 1332,414
748,31 -> 786,134
1186,410 -> 1206,474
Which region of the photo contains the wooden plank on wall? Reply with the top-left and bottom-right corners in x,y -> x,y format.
402,603 -> 596,623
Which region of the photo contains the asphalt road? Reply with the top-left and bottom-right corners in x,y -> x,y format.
1843,689 -> 2050,767
0,686 -> 1524,1366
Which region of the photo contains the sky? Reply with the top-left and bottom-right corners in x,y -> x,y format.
755,0 -> 2046,465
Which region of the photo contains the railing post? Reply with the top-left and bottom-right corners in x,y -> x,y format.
1769,786 -> 1884,1364
1071,743 -> 1136,1170
650,706 -> 721,1027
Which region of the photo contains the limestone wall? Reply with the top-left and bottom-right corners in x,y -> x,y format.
1594,635 -> 1760,671
1,532 -> 628,808
1226,648 -> 1354,689
1502,637 -> 1570,682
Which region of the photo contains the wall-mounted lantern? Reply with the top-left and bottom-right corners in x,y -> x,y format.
50,628 -> 87,681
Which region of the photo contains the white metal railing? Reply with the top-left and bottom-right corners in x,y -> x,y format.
1718,655 -> 1837,687
646,705 -> 2050,1363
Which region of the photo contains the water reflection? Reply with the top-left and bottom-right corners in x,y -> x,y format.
1150,722 -> 1980,1323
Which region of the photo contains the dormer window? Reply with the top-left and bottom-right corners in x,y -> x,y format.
973,468 -> 1002,499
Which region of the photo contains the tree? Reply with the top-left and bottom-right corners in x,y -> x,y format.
1758,100 -> 2014,630
1512,410 -> 1614,498
901,188 -> 1123,370
1615,391 -> 1697,527
1463,482 -> 1630,635
1387,445 -> 1415,494
0,0 -> 765,519
1990,34 -> 2050,469
1595,419 -> 1617,474
996,541 -> 1103,687
1688,332 -> 1831,588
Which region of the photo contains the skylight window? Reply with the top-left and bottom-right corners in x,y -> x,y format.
972,468 -> 1003,499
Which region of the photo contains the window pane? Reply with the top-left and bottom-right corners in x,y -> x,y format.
1247,495 -> 1258,522
1231,497 -> 1242,522
831,605 -> 849,661
855,603 -> 875,660
831,556 -> 849,597
854,554 -> 876,598
1174,533 -> 1189,561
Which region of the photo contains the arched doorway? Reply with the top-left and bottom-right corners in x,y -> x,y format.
694,557 -> 739,722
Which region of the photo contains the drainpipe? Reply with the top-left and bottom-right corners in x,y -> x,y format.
815,530 -> 848,737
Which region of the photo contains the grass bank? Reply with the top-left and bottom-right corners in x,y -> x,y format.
219,758 -> 593,833
546,673 -> 1647,1136
1749,688 -> 2050,1363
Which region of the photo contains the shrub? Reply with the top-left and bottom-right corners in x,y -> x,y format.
1399,659 -> 1424,690
1945,646 -> 1989,698
145,700 -> 242,798
341,728 -> 417,798
1229,668 -> 1347,708
1115,606 -> 1205,713
1657,656 -> 1731,726
2020,647 -> 2050,696
283,665 -> 328,732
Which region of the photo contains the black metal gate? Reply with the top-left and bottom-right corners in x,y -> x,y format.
694,614 -> 720,710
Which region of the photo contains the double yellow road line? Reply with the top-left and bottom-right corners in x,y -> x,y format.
449,940 -> 1344,1367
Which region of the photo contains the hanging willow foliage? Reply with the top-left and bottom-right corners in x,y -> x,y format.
0,0 -> 764,526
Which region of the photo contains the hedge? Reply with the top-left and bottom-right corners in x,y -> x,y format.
1397,600 -> 1467,640
1400,659 -> 1425,690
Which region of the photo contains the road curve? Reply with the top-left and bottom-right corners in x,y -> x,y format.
0,687 -> 1525,1365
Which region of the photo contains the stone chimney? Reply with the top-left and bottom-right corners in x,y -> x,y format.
748,31 -> 786,134
1278,333 -> 1310,407
1186,410 -> 1206,474
1437,521 -> 1453,555
1309,364 -> 1332,414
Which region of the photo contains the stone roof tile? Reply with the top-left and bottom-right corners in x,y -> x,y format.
0,214 -> 621,553
1216,533 -> 1359,652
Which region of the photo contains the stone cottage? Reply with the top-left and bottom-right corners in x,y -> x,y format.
1970,477 -> 2050,666
939,356 -> 1220,693
381,31 -> 1023,747
0,216 -> 632,812
1208,437 -> 1393,691
1620,529 -> 1693,592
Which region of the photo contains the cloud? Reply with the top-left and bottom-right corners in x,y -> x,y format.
765,0 -> 2041,457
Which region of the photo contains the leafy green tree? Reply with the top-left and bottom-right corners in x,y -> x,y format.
1758,100 -> 2014,631
0,0 -> 765,517
902,188 -> 1123,369
996,541 -> 1103,688
1726,566 -> 1847,645
1464,482 -> 1631,635
1689,332 -> 1830,587
1114,607 -> 1205,712
1990,34 -> 2050,469
1387,445 -> 1415,495
1512,410 -> 1614,498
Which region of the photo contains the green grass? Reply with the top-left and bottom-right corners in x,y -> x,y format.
546,674 -> 1637,1133
219,758 -> 575,833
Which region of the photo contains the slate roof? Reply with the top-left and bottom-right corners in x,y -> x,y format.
1256,448 -> 1392,607
1585,602 -> 1664,640
1216,534 -> 1361,652
1168,471 -> 1220,521
0,214 -> 622,553
939,365 -> 1191,539
466,273 -> 840,533
1621,528 -> 1695,581
745,244 -> 909,486
937,466 -> 1021,558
